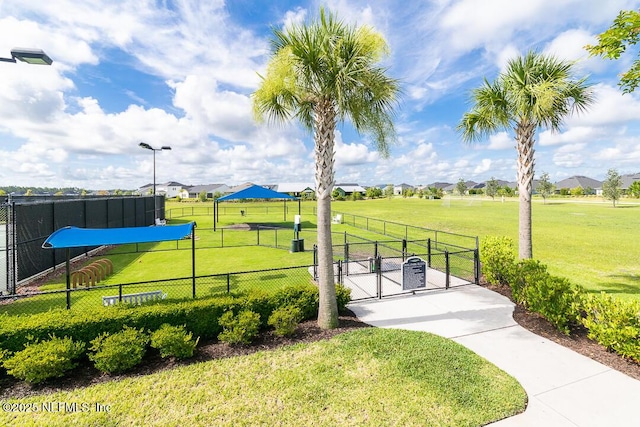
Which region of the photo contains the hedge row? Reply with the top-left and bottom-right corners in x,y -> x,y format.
0,283 -> 351,353
481,236 -> 640,362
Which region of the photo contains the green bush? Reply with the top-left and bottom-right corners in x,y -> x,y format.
2,336 -> 85,384
150,324 -> 199,360
510,259 -> 549,304
89,326 -> 149,374
268,306 -> 303,337
335,284 -> 352,313
270,284 -> 319,320
218,310 -> 261,345
480,236 -> 516,285
521,275 -> 583,335
0,284 -> 324,355
582,293 -> 640,362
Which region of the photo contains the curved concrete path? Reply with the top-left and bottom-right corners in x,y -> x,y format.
348,285 -> 640,426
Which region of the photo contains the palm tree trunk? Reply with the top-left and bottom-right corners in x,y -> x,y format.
314,99 -> 339,329
516,122 -> 535,259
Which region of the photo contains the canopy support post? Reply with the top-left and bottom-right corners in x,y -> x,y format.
192,224 -> 196,299
65,248 -> 71,310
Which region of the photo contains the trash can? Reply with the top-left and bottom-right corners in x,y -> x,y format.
290,239 -> 305,252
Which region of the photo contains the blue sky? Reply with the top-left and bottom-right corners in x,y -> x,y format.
1,0 -> 640,190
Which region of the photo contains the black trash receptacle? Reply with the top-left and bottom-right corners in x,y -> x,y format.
290,239 -> 305,252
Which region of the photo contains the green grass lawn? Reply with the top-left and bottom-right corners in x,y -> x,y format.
0,329 -> 526,427
332,196 -> 640,300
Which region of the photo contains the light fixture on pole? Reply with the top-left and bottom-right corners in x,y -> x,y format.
0,48 -> 53,65
139,142 -> 171,221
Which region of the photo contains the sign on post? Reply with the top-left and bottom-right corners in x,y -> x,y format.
402,256 -> 426,290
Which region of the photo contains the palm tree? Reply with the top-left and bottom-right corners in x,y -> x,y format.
458,51 -> 593,259
253,8 -> 399,329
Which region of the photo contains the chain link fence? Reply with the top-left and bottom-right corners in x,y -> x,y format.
0,264 -> 316,315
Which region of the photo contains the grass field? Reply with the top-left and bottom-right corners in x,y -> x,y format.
0,329 -> 526,427
332,196 -> 640,299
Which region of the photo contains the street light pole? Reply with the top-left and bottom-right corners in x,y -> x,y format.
0,48 -> 53,65
139,142 -> 172,220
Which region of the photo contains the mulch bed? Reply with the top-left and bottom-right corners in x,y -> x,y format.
0,313 -> 369,400
482,282 -> 640,381
2,285 -> 639,400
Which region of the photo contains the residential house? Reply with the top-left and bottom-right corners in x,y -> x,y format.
393,183 -> 414,195
334,183 -> 366,197
276,183 -> 315,197
554,176 -> 601,195
185,184 -> 231,199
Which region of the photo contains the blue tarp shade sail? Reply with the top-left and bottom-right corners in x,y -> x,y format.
42,222 -> 196,249
217,185 -> 297,201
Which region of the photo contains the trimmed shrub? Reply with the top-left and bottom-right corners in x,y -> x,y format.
270,284 -> 319,320
0,284 -> 323,354
150,324 -> 199,359
268,305 -> 303,337
582,293 -> 640,362
521,275 -> 583,335
510,259 -> 549,304
335,284 -> 352,313
218,310 -> 261,345
480,236 -> 516,285
89,326 -> 149,374
2,336 -> 85,384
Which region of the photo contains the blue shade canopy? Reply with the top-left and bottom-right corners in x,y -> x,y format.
217,185 -> 297,201
43,222 -> 195,249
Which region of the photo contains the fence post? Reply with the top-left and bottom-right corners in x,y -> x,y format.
344,243 -> 349,276
402,239 -> 407,262
118,283 -> 123,303
405,225 -> 408,240
427,238 -> 432,267
445,250 -> 450,289
376,255 -> 382,299
374,241 -> 378,259
474,248 -> 480,285
313,244 -> 318,280
337,260 -> 343,285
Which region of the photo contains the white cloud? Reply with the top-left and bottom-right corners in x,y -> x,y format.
474,158 -> 493,174
539,126 -> 599,147
487,132 -> 513,150
543,29 -> 593,62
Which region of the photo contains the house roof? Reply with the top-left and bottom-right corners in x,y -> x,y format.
427,182 -> 452,189
621,173 -> 640,189
335,184 -> 366,193
188,184 -> 228,194
555,175 -> 602,189
229,182 -> 255,193
276,183 -> 315,193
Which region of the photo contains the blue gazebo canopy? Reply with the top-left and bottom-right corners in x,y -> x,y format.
43,222 -> 196,248
217,185 -> 297,201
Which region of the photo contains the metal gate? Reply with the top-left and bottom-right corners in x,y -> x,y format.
0,202 -> 6,294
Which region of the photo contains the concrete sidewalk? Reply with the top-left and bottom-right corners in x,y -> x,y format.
348,285 -> 640,427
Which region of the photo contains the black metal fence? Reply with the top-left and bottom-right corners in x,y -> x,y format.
332,210 -> 478,251
327,236 -> 478,301
2,196 -> 164,295
0,264 -> 316,315
0,241 -> 477,315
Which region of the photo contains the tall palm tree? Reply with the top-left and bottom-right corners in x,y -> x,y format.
252,8 -> 399,329
458,51 -> 593,259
